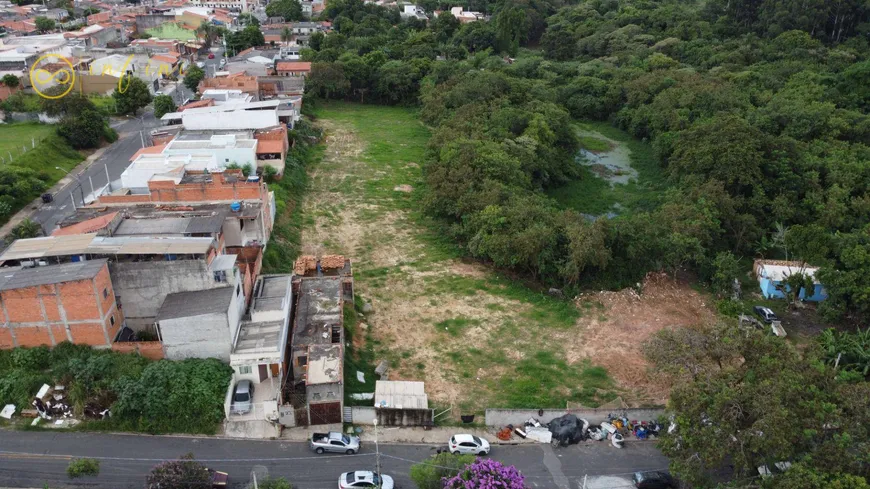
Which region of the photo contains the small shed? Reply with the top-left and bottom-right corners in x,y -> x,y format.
753,260 -> 827,302
375,381 -> 428,409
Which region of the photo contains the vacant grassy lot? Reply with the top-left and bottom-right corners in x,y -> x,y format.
301,103 -> 625,413
0,123 -> 55,162
547,122 -> 670,216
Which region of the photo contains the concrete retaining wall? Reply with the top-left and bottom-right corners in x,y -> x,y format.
352,406 -> 434,427
484,408 -> 666,427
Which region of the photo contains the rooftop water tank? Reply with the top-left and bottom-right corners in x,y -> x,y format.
230,201 -> 241,212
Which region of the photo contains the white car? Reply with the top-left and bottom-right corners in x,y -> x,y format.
449,434 -> 490,455
338,471 -> 393,489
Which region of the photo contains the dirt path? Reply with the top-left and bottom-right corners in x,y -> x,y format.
300,104 -> 717,411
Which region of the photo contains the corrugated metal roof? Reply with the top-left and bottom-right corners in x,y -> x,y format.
157,286 -> 234,321
0,259 -> 107,291
186,215 -> 225,234
375,381 -> 428,409
115,218 -> 191,236
209,254 -> 237,272
0,235 -> 215,262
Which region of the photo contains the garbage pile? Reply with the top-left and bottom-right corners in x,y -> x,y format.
541,413 -> 663,448
30,384 -> 73,420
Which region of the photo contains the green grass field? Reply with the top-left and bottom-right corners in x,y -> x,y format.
0,124 -> 84,227
146,23 -> 196,41
303,102 -> 618,411
547,121 -> 670,216
0,123 -> 55,162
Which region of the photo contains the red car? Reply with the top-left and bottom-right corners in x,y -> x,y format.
208,53 -> 215,59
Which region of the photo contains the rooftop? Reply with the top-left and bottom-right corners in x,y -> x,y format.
233,319 -> 284,355
375,380 -> 428,409
306,343 -> 341,385
52,212 -> 118,236
275,61 -> 311,71
113,215 -> 225,236
252,274 -> 292,313
759,263 -> 820,282
292,276 -> 342,346
0,234 -> 214,262
157,286 -> 234,321
0,259 -> 107,291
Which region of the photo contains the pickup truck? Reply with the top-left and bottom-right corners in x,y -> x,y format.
310,431 -> 360,454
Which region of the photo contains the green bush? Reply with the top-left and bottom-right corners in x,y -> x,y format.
66,458 -> 100,478
410,452 -> 476,489
12,346 -> 51,370
259,477 -> 293,489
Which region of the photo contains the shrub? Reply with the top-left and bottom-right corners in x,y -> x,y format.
410,452 -> 475,489
259,477 -> 292,489
146,454 -> 210,489
67,458 -> 100,478
443,459 -> 525,489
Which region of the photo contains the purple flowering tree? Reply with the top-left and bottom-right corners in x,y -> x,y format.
442,458 -> 526,489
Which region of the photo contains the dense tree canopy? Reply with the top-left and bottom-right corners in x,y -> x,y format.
303,0 -> 870,322
112,76 -> 152,115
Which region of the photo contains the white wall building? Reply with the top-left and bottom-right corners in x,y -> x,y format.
163,133 -> 258,167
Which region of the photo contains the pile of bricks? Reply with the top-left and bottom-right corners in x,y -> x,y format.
294,255 -> 317,275
320,255 -> 345,270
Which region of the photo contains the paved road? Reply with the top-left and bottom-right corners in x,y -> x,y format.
32,112 -> 159,233
0,431 -> 668,489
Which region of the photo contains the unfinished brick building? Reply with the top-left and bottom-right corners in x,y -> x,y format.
0,259 -> 123,348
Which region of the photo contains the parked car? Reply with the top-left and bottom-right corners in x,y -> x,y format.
449,434 -> 490,455
208,53 -> 215,59
338,471 -> 393,489
230,380 -> 253,415
633,471 -> 676,489
311,431 -> 361,454
207,468 -> 229,488
753,305 -> 779,323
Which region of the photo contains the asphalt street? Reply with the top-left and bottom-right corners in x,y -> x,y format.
31,112 -> 159,233
0,431 -> 669,489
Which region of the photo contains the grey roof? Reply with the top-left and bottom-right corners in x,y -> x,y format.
185,215 -> 226,234
0,259 -> 107,291
157,286 -> 235,321
115,218 -> 190,236
233,319 -> 284,355
292,276 -> 341,346
209,254 -> 237,272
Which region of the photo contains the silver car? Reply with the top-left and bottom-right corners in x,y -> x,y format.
231,380 -> 253,415
449,434 -> 491,455
338,471 -> 393,489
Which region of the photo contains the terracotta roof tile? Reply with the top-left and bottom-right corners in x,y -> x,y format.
52,212 -> 118,236
275,61 -> 311,72
129,143 -> 167,161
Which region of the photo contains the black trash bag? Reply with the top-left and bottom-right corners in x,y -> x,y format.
547,414 -> 588,446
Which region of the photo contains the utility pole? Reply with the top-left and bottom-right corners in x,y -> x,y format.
105,164 -> 111,192
373,418 -> 380,480
88,175 -> 95,201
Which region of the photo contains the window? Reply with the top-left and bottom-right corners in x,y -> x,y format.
312,392 -> 321,401
236,284 -> 241,296
239,365 -> 252,375
103,287 -> 108,299
214,270 -> 226,283
110,316 -> 115,326
297,356 -> 307,366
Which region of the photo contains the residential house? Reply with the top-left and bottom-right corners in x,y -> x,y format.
63,23 -> 118,48
43,8 -> 70,21
187,0 -> 249,12
198,72 -> 259,97
86,11 -> 112,25
201,88 -> 253,104
275,61 -> 309,77
0,259 -> 123,349
286,255 -> 353,426
753,259 -> 828,302
226,274 -> 293,430
160,100 -> 287,130
156,283 -> 246,361
400,4 -> 427,20
443,6 -> 485,23
0,34 -> 70,72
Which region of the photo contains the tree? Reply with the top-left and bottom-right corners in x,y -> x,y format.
443,459 -> 525,489
8,219 -> 41,240
309,31 -> 324,50
57,109 -> 106,149
237,12 -> 259,26
66,458 -> 99,478
495,7 -> 528,56
111,76 -> 152,116
410,452 -> 476,489
647,324 -> 870,487
34,17 -> 55,33
146,454 -> 211,489
307,62 -> 349,100
41,89 -> 96,117
226,25 -> 265,55
265,0 -> 303,21
709,251 -> 742,297
1,74 -> 19,88
281,27 -> 292,45
152,94 -> 177,119
183,64 -> 205,92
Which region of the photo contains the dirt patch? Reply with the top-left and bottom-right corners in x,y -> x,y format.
393,184 -> 414,192
566,272 -> 718,404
